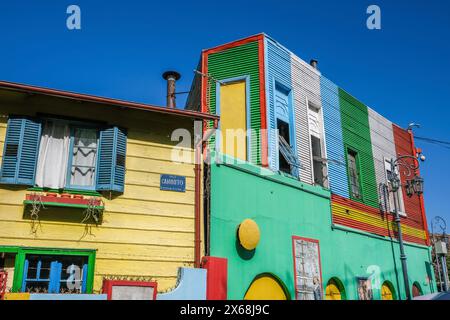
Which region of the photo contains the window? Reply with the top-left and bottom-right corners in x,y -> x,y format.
384,159 -> 405,215
347,149 -> 362,200
21,254 -> 89,294
218,78 -> 248,162
311,136 -> 324,186
35,120 -> 98,190
0,116 -> 127,193
308,103 -> 327,187
273,82 -> 298,176
277,119 -> 291,174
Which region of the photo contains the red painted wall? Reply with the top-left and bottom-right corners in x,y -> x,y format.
392,125 -> 428,241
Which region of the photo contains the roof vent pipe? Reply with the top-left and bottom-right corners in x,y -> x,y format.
310,59 -> 318,70
162,71 -> 181,108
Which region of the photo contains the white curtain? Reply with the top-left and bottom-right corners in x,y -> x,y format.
35,121 -> 70,189
70,128 -> 97,187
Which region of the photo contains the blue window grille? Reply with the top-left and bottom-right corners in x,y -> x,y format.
21,254 -> 89,294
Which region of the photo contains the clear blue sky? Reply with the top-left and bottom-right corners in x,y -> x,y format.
1,1 -> 449,230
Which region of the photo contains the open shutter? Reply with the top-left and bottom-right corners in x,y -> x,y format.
96,126 -> 127,193
0,117 -> 41,185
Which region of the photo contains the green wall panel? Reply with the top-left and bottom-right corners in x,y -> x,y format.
339,89 -> 379,208
207,41 -> 261,165
210,153 -> 436,300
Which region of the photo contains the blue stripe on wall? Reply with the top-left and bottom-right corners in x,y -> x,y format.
321,76 -> 349,198
265,37 -> 294,173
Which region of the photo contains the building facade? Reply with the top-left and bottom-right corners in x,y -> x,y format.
0,81 -> 217,296
189,33 -> 436,300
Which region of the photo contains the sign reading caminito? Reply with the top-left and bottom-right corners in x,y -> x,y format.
160,174 -> 186,192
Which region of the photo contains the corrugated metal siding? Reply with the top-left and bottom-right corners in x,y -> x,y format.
320,77 -> 349,198
392,125 -> 425,231
291,55 -> 322,184
207,42 -> 262,164
265,39 -> 292,172
367,108 -> 406,211
332,194 -> 427,245
339,89 -> 379,208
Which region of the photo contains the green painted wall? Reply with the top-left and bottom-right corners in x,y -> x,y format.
210,154 -> 436,300
207,41 -> 262,165
339,89 -> 379,208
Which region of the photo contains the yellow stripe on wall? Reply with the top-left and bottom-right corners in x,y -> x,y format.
332,202 -> 426,240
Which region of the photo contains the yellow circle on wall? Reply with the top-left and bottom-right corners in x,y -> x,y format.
244,275 -> 288,300
238,219 -> 260,250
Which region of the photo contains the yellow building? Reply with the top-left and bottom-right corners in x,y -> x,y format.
0,81 -> 217,295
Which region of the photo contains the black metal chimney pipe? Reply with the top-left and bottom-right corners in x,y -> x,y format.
162,71 -> 181,108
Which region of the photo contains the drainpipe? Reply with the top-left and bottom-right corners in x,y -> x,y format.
194,120 -> 218,268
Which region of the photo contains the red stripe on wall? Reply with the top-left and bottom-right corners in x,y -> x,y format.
332,215 -> 427,246
258,36 -> 268,167
331,194 -> 427,245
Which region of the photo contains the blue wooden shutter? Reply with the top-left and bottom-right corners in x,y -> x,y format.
81,264 -> 88,293
21,259 -> 29,292
48,261 -> 62,293
0,117 -> 41,185
96,126 -> 127,193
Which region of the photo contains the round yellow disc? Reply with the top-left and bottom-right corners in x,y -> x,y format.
238,219 -> 260,250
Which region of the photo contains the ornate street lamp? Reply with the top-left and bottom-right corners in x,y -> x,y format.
431,216 -> 449,292
386,155 -> 424,300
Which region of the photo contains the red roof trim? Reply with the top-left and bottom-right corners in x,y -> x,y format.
0,80 -> 219,121
203,34 -> 264,55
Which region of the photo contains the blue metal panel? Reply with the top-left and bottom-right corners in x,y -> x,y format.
265,37 -> 296,174
320,76 -> 349,198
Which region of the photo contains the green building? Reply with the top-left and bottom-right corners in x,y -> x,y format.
189,33 -> 436,300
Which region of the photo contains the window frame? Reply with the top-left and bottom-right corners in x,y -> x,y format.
65,125 -> 100,191
6,247 -> 96,294
215,76 -> 251,162
307,100 -> 328,188
37,117 -> 101,192
345,147 -> 363,201
273,80 -> 297,176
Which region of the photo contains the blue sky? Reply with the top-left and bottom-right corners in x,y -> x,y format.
1,1 -> 449,230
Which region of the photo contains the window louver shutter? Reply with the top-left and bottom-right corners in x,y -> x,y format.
0,117 -> 41,185
96,126 -> 127,193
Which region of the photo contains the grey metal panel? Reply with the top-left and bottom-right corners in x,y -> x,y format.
367,107 -> 405,210
320,76 -> 350,198
291,55 -> 323,185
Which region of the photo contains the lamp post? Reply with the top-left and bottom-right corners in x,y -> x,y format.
386,155 -> 424,300
431,216 -> 449,292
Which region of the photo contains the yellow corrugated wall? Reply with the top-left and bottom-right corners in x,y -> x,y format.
0,96 -> 199,293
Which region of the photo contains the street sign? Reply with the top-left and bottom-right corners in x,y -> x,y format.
160,174 -> 186,192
